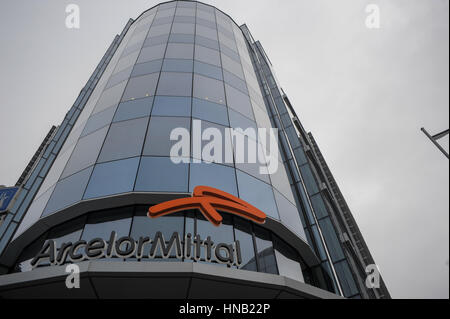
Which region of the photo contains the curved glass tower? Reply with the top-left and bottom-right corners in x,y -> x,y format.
0,1 -> 389,299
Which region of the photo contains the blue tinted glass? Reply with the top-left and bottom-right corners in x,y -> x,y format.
229,109 -> 257,132
318,218 -> 345,262
334,260 -> 359,297
113,97 -> 154,122
195,35 -> 219,51
162,59 -> 193,73
311,194 -> 329,219
299,164 -> 319,195
194,61 -> 223,80
254,226 -> 278,275
43,166 -> 93,216
135,156 -> 189,192
189,163 -> 238,196
156,72 -> 192,97
84,157 -> 140,199
233,218 -> 257,271
192,98 -> 229,126
82,104 -> 116,137
131,60 -> 163,78
151,96 -> 191,117
236,171 -> 279,220
82,207 -> 133,241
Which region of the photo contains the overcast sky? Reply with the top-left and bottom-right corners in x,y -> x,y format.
0,0 -> 448,298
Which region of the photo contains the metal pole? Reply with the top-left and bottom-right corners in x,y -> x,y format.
421,127 -> 449,159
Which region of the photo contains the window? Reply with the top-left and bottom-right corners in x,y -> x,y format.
162,59 -> 193,73
233,217 -> 257,271
311,194 -> 329,219
299,164 -> 319,195
61,126 -> 109,179
174,16 -> 195,24
221,53 -> 244,79
113,97 -> 154,122
195,35 -> 219,51
151,96 -> 191,117
194,45 -> 221,66
165,43 -> 194,59
192,98 -> 228,126
137,44 -> 166,64
131,59 -> 162,78
189,163 -> 238,196
106,66 -> 133,89
236,171 -> 279,220
43,166 -> 93,216
92,81 -> 127,115
334,260 -> 360,297
273,235 -> 304,282
82,105 -> 116,137
169,34 -> 194,44
143,116 -> 191,156
121,73 -> 159,101
274,190 -> 306,240
135,156 -> 189,192
81,207 -> 133,242
193,74 -> 225,105
114,51 -> 140,74
98,117 -> 148,163
143,34 -> 169,48
225,84 -> 254,120
84,157 -> 140,199
196,25 -> 218,41
194,61 -> 223,81
171,23 -> 195,35
318,218 -> 345,262
253,226 -> 278,275
223,70 -> 248,94
147,24 -> 172,38
156,72 -> 192,96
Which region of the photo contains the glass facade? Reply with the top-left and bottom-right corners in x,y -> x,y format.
0,0 -> 390,299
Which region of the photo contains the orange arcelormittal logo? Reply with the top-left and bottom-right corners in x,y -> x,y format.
148,186 -> 267,227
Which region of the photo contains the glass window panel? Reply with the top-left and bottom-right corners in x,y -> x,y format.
223,70 -> 248,94
131,59 -> 163,78
221,53 -> 244,79
274,190 -> 306,240
195,35 -> 219,51
61,126 -> 109,179
220,43 -> 240,63
293,147 -> 308,166
92,81 -> 127,115
43,166 -> 93,216
299,164 -> 319,195
194,61 -> 223,80
147,23 -> 172,38
196,212 -> 233,263
318,217 -> 345,262
114,50 -> 140,74
194,45 -> 221,66
143,116 -> 191,156
131,206 -> 184,259
273,235 -> 304,282
196,17 -> 216,29
98,117 -> 148,163
174,16 -> 195,24
253,226 -> 278,275
225,84 -> 254,120
152,16 -> 173,26
121,73 -> 159,101
165,43 -> 194,59
171,22 -> 195,35
81,104 -> 116,137
189,163 -> 238,196
191,120 -> 233,166
196,25 -> 218,41
113,97 -> 154,122
143,34 -> 169,47
156,72 -> 192,96
84,157 -> 140,199
311,194 -> 329,219
228,109 -> 256,132
236,170 -> 279,220
169,33 -> 195,44
135,156 -> 189,192
81,207 -> 133,242
269,161 -> 295,203
162,58 -> 193,73
235,143 -> 271,183
137,44 -> 166,64
151,96 -> 191,117
192,98 -> 228,126
106,66 -> 133,89
233,217 -> 257,271
334,260 -> 360,297
193,74 -> 225,105
175,7 -> 195,17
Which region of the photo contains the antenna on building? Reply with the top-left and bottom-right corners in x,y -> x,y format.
421,127 -> 449,159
